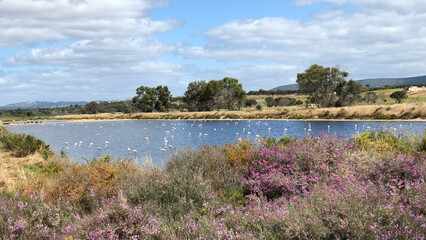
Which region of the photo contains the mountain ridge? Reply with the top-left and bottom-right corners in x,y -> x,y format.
0,101 -> 89,110
271,75 -> 426,91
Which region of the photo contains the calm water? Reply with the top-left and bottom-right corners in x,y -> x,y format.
5,120 -> 425,165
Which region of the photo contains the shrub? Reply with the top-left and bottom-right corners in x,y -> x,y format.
360,152 -> 425,191
319,110 -> 332,119
245,135 -> 358,199
420,131 -> 426,152
295,99 -> 303,105
355,131 -> 417,153
0,127 -> 53,158
335,108 -> 346,118
345,113 -> 360,119
262,136 -> 295,148
21,156 -> 139,213
244,99 -> 257,107
0,194 -> 78,239
289,114 -> 311,119
223,139 -> 254,167
1,131 -> 425,239
390,91 -> 407,103
265,97 -> 276,107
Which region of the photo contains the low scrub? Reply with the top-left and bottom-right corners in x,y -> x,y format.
0,131 -> 425,239
355,131 -> 422,153
0,127 -> 53,158
21,156 -> 140,213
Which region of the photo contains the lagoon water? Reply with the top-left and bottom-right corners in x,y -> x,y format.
5,120 -> 425,165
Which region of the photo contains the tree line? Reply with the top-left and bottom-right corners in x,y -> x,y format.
2,64 -> 414,119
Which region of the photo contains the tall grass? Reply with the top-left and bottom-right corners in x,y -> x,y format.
0,128 -> 425,239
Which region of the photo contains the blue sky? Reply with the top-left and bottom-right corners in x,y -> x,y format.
0,0 -> 425,105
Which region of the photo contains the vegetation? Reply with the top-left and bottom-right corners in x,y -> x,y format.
0,127 -> 424,239
84,101 -> 99,114
132,85 -> 172,112
365,83 -> 425,91
390,90 -> 408,103
247,89 -> 299,95
265,96 -> 299,107
0,73 -> 424,121
296,64 -> 363,107
0,127 -> 53,158
183,77 -> 246,111
296,64 -> 364,107
364,91 -> 378,103
244,99 -> 257,107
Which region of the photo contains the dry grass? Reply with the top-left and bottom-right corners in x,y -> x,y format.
53,112 -> 130,121
0,150 -> 45,192
41,89 -> 425,121
288,102 -> 425,119
52,102 -> 425,121
247,93 -> 309,100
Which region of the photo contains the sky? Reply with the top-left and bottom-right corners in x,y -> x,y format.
0,0 -> 425,105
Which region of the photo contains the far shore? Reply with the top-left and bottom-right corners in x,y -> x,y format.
1,102 -> 424,124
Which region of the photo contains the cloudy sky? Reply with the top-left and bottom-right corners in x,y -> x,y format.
0,0 -> 425,105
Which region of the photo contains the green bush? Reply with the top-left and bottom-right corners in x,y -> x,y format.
419,131 -> 426,152
262,136 -> 296,148
355,131 -> 419,153
0,127 -> 53,158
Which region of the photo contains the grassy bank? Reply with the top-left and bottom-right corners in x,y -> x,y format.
41,102 -> 425,122
0,127 -> 425,239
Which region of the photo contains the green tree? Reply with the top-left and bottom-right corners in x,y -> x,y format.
364,92 -> 378,103
222,77 -> 246,109
335,79 -> 364,106
390,91 -> 407,103
132,86 -> 171,112
265,97 -> 276,107
183,81 -> 207,111
276,97 -> 296,106
204,80 -> 225,110
132,86 -> 155,112
155,86 -> 172,112
297,64 -> 348,107
183,77 -> 246,111
85,101 -> 98,114
244,99 -> 257,107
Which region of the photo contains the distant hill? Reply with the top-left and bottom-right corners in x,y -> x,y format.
270,83 -> 300,91
271,75 -> 426,91
356,75 -> 426,88
0,101 -> 88,110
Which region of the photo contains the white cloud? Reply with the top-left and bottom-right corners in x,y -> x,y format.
293,0 -> 426,12
0,60 -> 193,104
4,37 -> 177,68
1,0 -> 426,105
0,0 -> 179,46
0,34 -> 192,104
182,2 -> 426,80
11,83 -> 35,90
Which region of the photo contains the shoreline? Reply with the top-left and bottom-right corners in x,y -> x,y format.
66,118 -> 426,123
2,117 -> 425,125
1,102 -> 425,123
